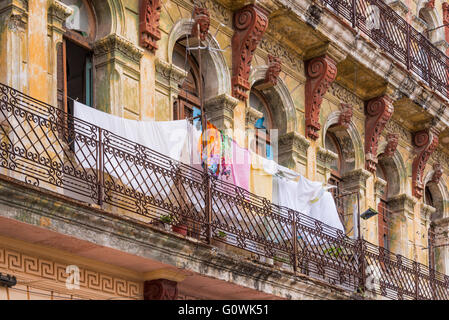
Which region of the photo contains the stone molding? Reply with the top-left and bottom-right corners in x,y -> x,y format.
205,93 -> 239,130
93,33 -> 144,66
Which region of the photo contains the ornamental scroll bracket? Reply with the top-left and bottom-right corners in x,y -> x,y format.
231,4 -> 268,101
191,6 -> 210,41
364,95 -> 394,173
305,55 -> 337,140
139,0 -> 162,52
144,279 -> 178,300
412,128 -> 439,198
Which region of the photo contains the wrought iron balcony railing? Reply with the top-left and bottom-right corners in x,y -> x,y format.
0,83 -> 448,299
321,0 -> 449,99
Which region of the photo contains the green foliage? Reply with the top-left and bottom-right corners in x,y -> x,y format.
216,231 -> 227,238
323,246 -> 343,257
160,214 -> 173,224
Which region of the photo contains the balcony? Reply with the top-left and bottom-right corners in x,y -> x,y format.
0,82 -> 448,299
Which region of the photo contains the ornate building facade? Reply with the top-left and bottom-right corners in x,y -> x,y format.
1,0 -> 449,300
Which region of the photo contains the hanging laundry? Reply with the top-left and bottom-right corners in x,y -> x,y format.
250,152 -> 277,201
229,140 -> 251,191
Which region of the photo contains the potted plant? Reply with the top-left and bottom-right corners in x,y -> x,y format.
212,231 -> 227,250
158,214 -> 173,231
173,218 -> 188,236
273,256 -> 288,267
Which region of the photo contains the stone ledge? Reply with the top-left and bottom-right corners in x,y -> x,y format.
0,174 -> 354,300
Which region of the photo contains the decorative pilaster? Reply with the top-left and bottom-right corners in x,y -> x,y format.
341,168 -> 371,192
278,131 -> 310,172
364,95 -> 394,173
139,0 -> 162,52
191,7 -> 210,41
383,133 -> 399,157
305,55 -> 337,140
231,4 -> 268,101
338,103 -> 353,129
412,128 -> 439,199
144,279 -> 178,300
205,93 -> 239,130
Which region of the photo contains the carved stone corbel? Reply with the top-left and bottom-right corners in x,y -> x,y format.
383,133 -> 399,158
338,103 -> 353,129
431,162 -> 443,184
304,55 -> 337,140
139,0 -> 162,52
144,279 -> 178,300
364,95 -> 394,173
231,4 -> 268,101
412,128 -> 439,199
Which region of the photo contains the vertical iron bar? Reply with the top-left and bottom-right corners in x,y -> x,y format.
352,0 -> 357,28
97,127 -> 104,206
291,210 -> 298,274
414,261 -> 419,299
406,24 -> 411,70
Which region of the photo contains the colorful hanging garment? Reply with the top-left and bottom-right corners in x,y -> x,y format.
199,123 -> 222,177
230,140 -> 251,190
220,131 -> 232,180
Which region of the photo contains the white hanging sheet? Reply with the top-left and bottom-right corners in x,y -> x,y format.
73,101 -> 195,200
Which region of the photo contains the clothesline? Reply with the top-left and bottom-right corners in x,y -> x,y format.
73,101 -> 344,233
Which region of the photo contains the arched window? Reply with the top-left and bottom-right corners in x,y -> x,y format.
172,40 -> 202,122
58,0 -> 96,113
376,163 -> 390,251
249,86 -> 274,159
324,129 -> 345,225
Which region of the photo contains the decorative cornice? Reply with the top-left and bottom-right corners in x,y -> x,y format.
364,95 -> 394,173
305,55 -> 337,140
316,146 -> 338,169
421,203 -> 436,224
278,131 -> 310,169
245,106 -> 264,129
258,37 -> 304,74
231,4 -> 268,101
412,128 -> 439,198
155,58 -> 188,89
388,193 -> 417,214
341,168 -> 371,190
205,93 -> 239,130
328,82 -> 363,112
374,177 -> 387,197
49,0 -> 73,22
139,0 -> 162,52
93,34 -> 144,65
196,0 -> 232,26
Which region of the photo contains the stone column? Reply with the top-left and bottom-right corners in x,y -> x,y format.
93,34 -> 144,117
420,203 -> 435,266
340,169 -> 371,239
432,218 -> 449,274
388,194 -> 417,258
154,58 -> 188,121
0,0 -> 28,91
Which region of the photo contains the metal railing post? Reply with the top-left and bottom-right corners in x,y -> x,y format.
205,172 -> 212,244
291,210 -> 298,274
97,127 -> 104,206
406,24 -> 411,70
352,0 -> 357,28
